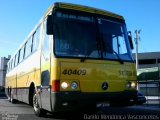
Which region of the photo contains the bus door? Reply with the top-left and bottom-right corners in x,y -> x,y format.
40,20 -> 51,111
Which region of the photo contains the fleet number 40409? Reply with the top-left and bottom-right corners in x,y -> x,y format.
62,69 -> 86,75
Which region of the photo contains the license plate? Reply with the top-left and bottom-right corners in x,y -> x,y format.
97,102 -> 110,108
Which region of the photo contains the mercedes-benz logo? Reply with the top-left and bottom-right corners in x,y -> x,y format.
101,82 -> 108,90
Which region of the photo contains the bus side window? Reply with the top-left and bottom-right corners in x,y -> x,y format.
13,57 -> 15,68
12,57 -> 15,69
25,37 -> 32,58
7,63 -> 10,73
14,54 -> 16,67
10,60 -> 12,70
42,19 -> 50,61
14,53 -> 19,67
8,62 -> 10,72
12,59 -> 14,69
32,26 -> 40,51
19,46 -> 25,63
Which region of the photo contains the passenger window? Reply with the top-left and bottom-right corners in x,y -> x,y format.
12,58 -> 15,69
14,53 -> 19,66
10,60 -> 12,70
32,26 -> 40,51
42,20 -> 50,60
14,54 -> 17,67
8,63 -> 10,72
12,59 -> 14,69
7,63 -> 10,72
25,38 -> 32,57
19,46 -> 25,62
9,63 -> 10,72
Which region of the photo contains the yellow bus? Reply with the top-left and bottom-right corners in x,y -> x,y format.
5,2 -> 137,116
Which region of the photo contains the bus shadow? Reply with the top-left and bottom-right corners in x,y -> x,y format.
12,101 -> 94,119
42,110 -> 99,120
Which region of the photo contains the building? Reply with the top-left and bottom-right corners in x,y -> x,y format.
133,52 -> 160,81
134,52 -> 160,69
133,52 -> 160,101
0,55 -> 10,90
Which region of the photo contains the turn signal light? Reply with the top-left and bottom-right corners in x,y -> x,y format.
52,80 -> 60,92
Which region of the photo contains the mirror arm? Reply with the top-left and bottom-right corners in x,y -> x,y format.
128,31 -> 134,50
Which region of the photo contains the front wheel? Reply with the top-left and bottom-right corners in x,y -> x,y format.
9,89 -> 17,104
10,95 -> 17,103
33,93 -> 47,117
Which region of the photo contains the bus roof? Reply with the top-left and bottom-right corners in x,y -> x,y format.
49,2 -> 124,20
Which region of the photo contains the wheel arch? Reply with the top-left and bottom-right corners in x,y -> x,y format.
28,82 -> 35,106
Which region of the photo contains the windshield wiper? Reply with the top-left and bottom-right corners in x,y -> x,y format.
80,55 -> 88,62
113,50 -> 124,64
101,39 -> 124,64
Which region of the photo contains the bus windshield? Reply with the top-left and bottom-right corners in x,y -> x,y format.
53,11 -> 133,62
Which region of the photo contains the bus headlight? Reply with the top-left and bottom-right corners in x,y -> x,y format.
71,82 -> 78,90
61,82 -> 69,89
131,81 -> 136,88
126,81 -> 136,88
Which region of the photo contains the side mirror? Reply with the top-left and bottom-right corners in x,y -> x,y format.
46,15 -> 53,35
128,31 -> 134,50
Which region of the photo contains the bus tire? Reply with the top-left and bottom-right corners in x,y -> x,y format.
29,83 -> 35,106
33,93 -> 47,117
8,87 -> 12,102
10,96 -> 17,104
10,89 -> 17,104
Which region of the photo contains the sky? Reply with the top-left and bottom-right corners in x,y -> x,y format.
0,0 -> 160,58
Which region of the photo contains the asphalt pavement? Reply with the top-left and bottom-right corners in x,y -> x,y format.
0,96 -> 160,120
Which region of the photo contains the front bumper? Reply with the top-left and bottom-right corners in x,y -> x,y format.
51,90 -> 137,112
